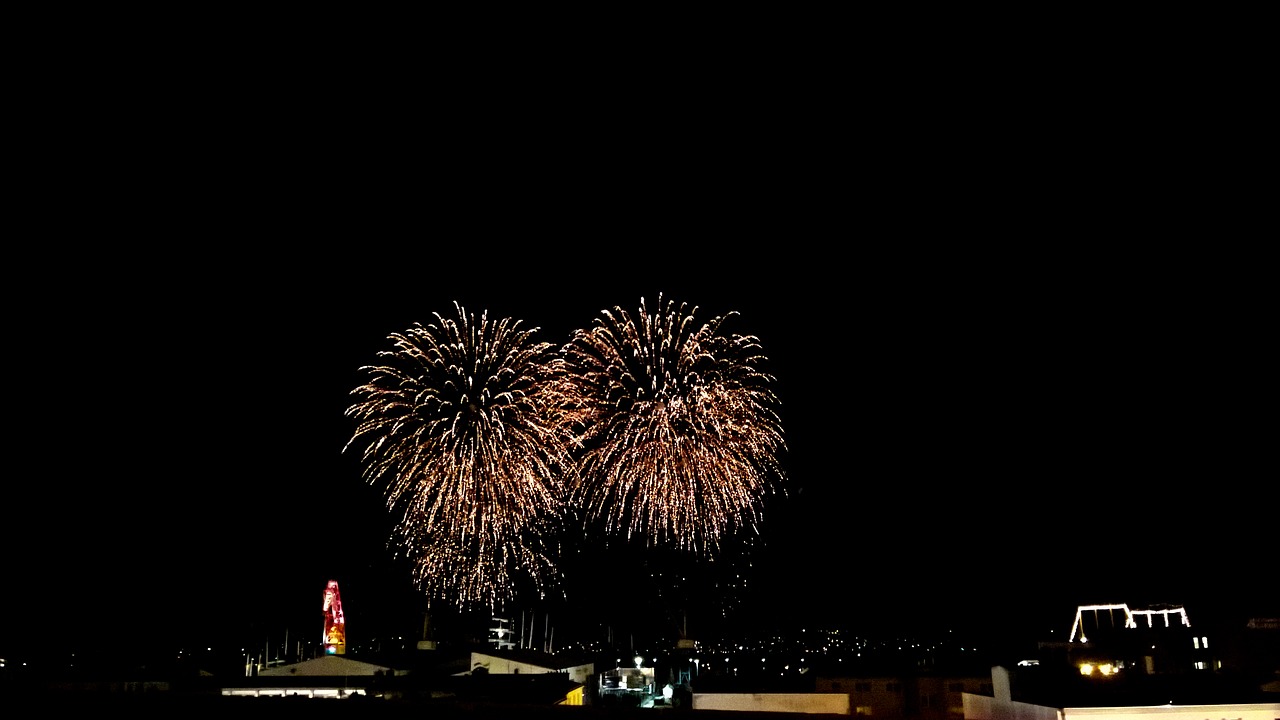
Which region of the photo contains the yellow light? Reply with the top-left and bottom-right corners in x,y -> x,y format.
1079,663 -> 1094,675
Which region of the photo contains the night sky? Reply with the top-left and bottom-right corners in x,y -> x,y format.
7,50 -> 1274,664
9,241 -> 1272,662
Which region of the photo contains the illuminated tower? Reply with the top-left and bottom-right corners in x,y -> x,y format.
322,579 -> 346,655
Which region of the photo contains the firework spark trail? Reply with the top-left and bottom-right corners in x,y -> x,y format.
344,302 -> 576,608
560,293 -> 787,556
397,517 -> 564,607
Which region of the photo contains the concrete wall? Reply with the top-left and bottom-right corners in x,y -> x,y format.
963,692 -> 1063,720
963,683 -> 1279,720
819,673 -> 994,720
693,692 -> 852,715
1063,704 -> 1280,720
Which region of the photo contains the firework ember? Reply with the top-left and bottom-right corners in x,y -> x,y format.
559,293 -> 787,556
344,302 -> 575,608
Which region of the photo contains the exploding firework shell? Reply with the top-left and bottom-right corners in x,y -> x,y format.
559,294 -> 787,556
345,302 -> 577,610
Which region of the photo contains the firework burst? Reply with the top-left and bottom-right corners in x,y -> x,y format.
396,521 -> 564,609
344,302 -> 576,609
559,293 -> 787,556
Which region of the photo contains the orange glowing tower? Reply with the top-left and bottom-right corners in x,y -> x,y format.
322,579 -> 346,655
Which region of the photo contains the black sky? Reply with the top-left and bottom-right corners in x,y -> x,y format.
9,240 -> 1273,659
6,39 -> 1275,661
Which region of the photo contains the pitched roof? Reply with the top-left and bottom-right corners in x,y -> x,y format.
257,654 -> 400,677
468,646 -> 596,672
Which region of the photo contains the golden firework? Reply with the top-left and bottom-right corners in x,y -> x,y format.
559,293 -> 787,556
345,302 -> 575,608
